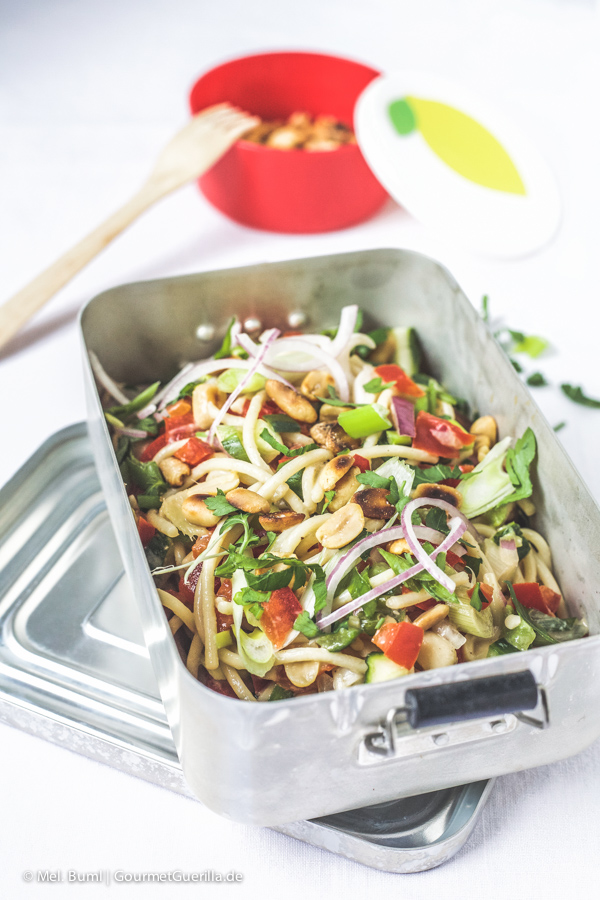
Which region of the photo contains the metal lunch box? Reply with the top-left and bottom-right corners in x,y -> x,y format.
79,248 -> 600,826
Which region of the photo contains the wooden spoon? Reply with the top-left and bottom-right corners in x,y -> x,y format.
0,103 -> 259,350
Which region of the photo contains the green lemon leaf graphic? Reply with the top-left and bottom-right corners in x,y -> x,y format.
389,96 -> 526,195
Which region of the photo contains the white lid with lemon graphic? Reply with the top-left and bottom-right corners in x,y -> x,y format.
355,72 -> 561,257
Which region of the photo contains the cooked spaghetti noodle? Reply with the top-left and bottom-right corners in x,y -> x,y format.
103,308 -> 587,701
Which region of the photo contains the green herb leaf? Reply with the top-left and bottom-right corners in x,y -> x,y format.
487,638 -> 519,657
127,455 -> 168,510
294,611 -> 320,638
507,584 -> 557,646
425,507 -> 449,534
561,384 -> 600,409
412,464 -> 462,487
261,429 -> 319,457
481,294 -> 490,322
512,335 -> 548,358
356,471 -> 391,490
493,522 -> 531,560
233,587 -> 269,620
285,469 -> 304,501
363,376 -> 396,394
315,385 -> 360,408
204,489 -> 238,517
470,584 -> 483,611
510,357 -> 523,373
553,421 -> 566,433
504,427 -> 536,503
322,490 -> 335,512
316,627 -> 359,651
526,372 -> 548,387
177,380 -> 204,399
269,685 -> 295,701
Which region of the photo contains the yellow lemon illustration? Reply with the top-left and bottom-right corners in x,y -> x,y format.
389,97 -> 526,195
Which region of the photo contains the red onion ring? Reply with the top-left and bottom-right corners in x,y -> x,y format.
325,524 -> 451,600
265,338 -> 349,401
402,498 -> 458,593
317,517 -> 466,630
207,329 -> 281,447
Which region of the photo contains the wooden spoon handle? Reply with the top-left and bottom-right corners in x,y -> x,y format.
0,181 -> 161,350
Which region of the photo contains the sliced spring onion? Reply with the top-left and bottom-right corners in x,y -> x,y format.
338,403 -> 392,438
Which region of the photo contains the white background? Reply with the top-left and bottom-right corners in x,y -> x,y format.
1,0 -> 599,897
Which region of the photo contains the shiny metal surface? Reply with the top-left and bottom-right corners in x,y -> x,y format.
79,248 -> 600,825
0,424 -> 494,874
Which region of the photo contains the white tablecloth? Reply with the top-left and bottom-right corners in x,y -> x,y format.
1,1 -> 599,896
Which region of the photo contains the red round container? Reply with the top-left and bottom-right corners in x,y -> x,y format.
189,51 -> 388,233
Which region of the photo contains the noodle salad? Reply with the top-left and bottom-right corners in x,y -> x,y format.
97,306 -> 587,701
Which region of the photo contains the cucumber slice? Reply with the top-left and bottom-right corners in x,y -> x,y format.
392,327 -> 421,376
365,652 -> 410,683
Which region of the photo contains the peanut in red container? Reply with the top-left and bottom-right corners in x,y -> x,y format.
189,51 -> 389,233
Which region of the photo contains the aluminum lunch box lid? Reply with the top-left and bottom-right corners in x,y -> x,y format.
0,423 -> 493,874
354,72 -> 561,257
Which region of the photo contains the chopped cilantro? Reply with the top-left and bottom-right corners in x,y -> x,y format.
322,490 -> 335,512
261,429 -> 318,457
204,489 -> 238,517
526,372 -> 548,387
412,464 -> 462,487
561,384 -> 600,409
504,428 -> 536,504
363,376 -> 396,394
470,584 -> 483,611
269,685 -> 295,701
356,470 -> 391,490
294,611 -> 320,638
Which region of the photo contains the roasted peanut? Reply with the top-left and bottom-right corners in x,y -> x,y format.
387,538 -> 410,555
284,660 -> 320,687
417,631 -> 457,669
310,421 -> 360,453
319,454 -> 354,491
414,482 -> 462,507
413,603 -> 449,630
300,370 -> 335,402
315,502 -> 364,549
258,511 -> 305,533
470,416 -> 497,463
352,487 -> 395,520
181,494 -> 221,528
319,403 -> 354,421
158,456 -> 191,487
328,467 -> 360,512
191,380 -> 223,430
470,416 -> 497,444
265,380 -> 317,424
225,487 -> 270,515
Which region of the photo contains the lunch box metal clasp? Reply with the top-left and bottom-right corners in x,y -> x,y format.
359,670 -> 549,764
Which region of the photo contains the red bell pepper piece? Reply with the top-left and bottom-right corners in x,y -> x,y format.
192,534 -> 211,558
216,577 -> 233,602
353,454 -> 370,473
164,412 -> 197,440
413,411 -> 475,458
374,364 -> 425,399
468,582 -> 494,610
373,620 -> 424,669
177,575 -> 196,607
139,433 -> 167,462
166,399 -> 192,418
260,587 -> 303,649
136,516 -> 155,546
446,549 -> 465,570
173,436 -> 214,467
216,611 -> 234,632
512,582 -> 560,616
